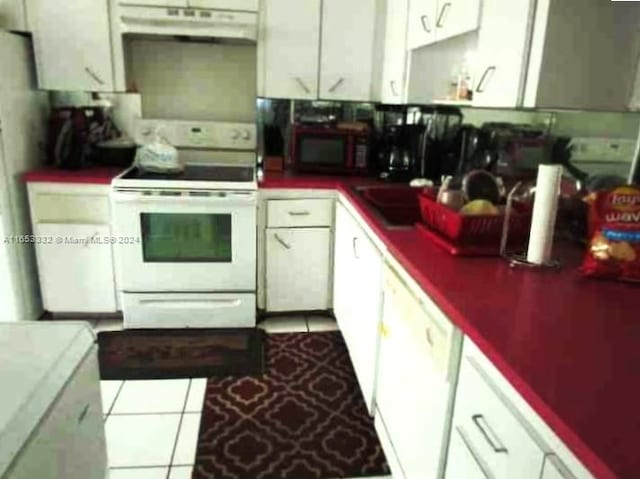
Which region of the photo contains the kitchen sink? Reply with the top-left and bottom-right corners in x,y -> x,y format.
352,185 -> 422,229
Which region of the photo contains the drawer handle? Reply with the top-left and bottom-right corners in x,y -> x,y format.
288,211 -> 310,216
472,414 -> 508,454
78,404 -> 90,423
274,233 -> 291,250
352,236 -> 360,259
456,427 -> 492,479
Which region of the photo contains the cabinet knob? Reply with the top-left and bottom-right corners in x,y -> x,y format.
241,130 -> 251,140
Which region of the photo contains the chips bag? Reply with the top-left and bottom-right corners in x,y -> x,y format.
582,186 -> 640,281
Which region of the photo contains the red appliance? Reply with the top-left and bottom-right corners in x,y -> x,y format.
289,124 -> 370,174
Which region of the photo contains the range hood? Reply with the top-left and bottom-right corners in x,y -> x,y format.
116,3 -> 258,42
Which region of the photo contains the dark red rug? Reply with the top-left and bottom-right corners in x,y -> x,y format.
97,328 -> 265,380
193,332 -> 390,479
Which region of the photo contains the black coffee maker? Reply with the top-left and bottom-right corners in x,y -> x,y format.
374,105 -> 463,182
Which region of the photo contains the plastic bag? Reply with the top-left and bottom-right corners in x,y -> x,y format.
135,127 -> 182,174
581,185 -> 640,282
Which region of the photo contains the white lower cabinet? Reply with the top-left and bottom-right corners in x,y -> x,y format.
266,227 -> 331,311
375,262 -> 459,479
446,339 -> 592,479
333,202 -> 383,413
27,183 -> 117,313
34,223 -> 117,313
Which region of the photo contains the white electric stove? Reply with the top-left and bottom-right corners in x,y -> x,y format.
111,119 -> 258,329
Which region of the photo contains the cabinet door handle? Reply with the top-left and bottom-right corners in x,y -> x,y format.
328,77 -> 345,93
274,233 -> 291,250
288,210 -> 310,216
390,80 -> 398,96
78,404 -> 90,423
425,327 -> 434,347
420,15 -> 431,33
472,414 -> 509,454
295,77 -> 310,94
352,236 -> 360,259
475,66 -> 496,93
436,2 -> 451,28
85,67 -> 105,86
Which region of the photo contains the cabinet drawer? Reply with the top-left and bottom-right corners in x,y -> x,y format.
267,199 -> 333,227
31,193 -> 110,224
452,355 -> 545,479
123,292 -> 256,329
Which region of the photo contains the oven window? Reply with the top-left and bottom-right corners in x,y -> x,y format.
299,136 -> 346,165
140,213 -> 232,263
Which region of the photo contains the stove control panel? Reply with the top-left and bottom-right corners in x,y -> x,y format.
135,119 -> 256,150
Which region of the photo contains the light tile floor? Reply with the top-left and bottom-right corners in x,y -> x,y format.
97,315 -> 389,479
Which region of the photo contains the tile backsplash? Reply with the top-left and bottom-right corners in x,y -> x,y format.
257,98 -> 640,179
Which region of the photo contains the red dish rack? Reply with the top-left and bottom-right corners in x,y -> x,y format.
417,190 -> 532,256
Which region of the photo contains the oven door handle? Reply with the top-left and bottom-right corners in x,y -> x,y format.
139,298 -> 242,309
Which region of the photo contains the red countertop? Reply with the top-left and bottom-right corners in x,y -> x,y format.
23,166 -> 125,184
261,171 -> 640,479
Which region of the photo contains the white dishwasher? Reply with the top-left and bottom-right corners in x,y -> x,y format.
0,322 -> 107,479
374,262 -> 462,479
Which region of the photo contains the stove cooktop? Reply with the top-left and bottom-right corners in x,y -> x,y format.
121,165 -> 255,183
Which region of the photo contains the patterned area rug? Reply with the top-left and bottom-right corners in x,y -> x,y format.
97,328 -> 265,380
193,332 -> 389,479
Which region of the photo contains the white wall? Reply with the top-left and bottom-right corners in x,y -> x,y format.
126,39 -> 257,123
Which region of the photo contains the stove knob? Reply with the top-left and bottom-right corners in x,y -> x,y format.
242,130 -> 251,140
231,129 -> 240,140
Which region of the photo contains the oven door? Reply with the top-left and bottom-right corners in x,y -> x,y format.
111,189 -> 256,292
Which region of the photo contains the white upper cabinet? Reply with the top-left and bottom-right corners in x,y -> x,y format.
319,0 -> 377,101
407,0 -> 437,49
30,0 -> 114,91
474,0 -> 640,110
0,0 -> 29,32
407,0 -> 479,50
472,0 -> 533,108
259,0 -> 320,100
436,0 -> 481,43
378,0 -> 410,103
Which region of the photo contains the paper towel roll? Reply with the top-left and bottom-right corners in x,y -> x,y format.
526,164 -> 563,265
